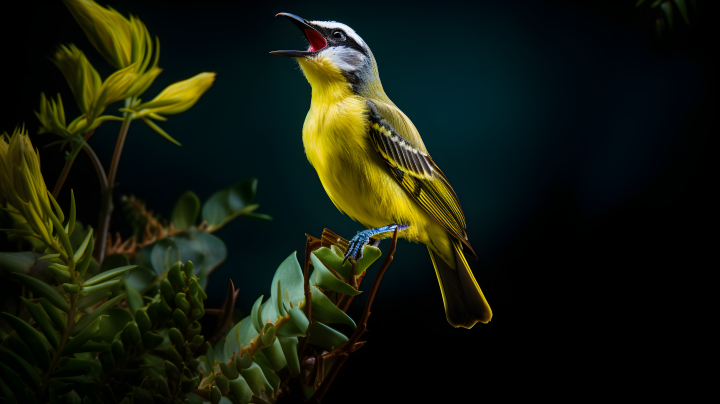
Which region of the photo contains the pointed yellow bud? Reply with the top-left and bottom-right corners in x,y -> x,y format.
35,93 -> 70,138
134,73 -> 216,117
0,127 -> 55,246
52,44 -> 101,114
86,63 -> 137,124
63,0 -> 134,70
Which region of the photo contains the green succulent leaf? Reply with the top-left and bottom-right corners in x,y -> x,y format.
20,297 -> 60,349
172,190 -> 200,231
270,252 -> 305,319
0,251 -> 37,275
308,322 -> 349,352
93,307 -> 133,343
0,377 -> 16,402
254,357 -> 281,394
228,375 -> 254,404
251,295 -> 264,334
39,297 -> 67,331
310,285 -> 356,328
75,232 -> 96,279
83,264 -> 135,286
258,338 -> 286,371
79,278 -> 121,296
222,318 -> 249,363
239,362 -> 274,399
62,315 -> 105,355
0,363 -> 24,400
0,347 -> 42,389
12,273 -> 70,312
1,313 -> 51,370
71,293 -> 126,336
311,247 -> 353,279
278,337 -> 301,377
310,253 -> 361,296
71,228 -> 93,263
279,307 -> 309,338
76,290 -> 111,310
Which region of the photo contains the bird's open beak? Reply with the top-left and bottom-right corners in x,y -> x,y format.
270,13 -> 327,57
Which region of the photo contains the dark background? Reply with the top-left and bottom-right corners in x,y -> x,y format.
1,0 -> 715,400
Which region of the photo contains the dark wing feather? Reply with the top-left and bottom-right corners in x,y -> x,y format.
366,101 -> 477,259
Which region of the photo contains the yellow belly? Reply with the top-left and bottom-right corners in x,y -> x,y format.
302,94 -> 455,265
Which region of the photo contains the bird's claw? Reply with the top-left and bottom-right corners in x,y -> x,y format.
343,232 -> 369,265
342,224 -> 410,265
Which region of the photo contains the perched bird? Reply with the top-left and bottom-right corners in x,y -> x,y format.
271,13 -> 491,328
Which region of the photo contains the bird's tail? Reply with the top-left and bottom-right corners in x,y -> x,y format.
428,240 -> 492,328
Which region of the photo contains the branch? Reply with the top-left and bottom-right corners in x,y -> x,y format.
207,280 -> 240,347
52,129 -> 96,198
297,234 -> 320,358
94,110 -> 132,263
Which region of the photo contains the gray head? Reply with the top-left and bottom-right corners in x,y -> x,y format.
271,13 -> 385,99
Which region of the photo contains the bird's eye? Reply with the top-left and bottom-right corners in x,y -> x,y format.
332,31 -> 345,40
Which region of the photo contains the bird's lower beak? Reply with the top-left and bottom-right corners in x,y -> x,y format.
271,13 -> 327,57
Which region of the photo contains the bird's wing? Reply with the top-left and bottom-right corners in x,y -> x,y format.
366,100 -> 477,259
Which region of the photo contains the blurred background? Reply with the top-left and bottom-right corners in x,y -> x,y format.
1,0 -> 715,400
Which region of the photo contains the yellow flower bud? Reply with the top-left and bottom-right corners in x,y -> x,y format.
35,93 -> 70,138
135,73 -> 216,116
86,63 -> 137,124
62,0 -> 134,70
63,0 -> 161,103
0,127 -> 54,245
52,44 -> 101,114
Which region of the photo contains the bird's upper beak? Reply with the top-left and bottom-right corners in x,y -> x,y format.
271,13 -> 328,57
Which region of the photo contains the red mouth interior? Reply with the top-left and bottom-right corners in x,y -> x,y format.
304,29 -> 327,52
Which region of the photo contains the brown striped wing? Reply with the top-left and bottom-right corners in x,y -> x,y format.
366,101 -> 477,259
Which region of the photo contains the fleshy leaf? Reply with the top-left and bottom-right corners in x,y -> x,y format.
12,273 -> 70,312
270,252 -> 304,319
310,253 -> 361,296
83,265 -> 135,286
92,308 -> 133,343
310,285 -> 356,328
308,322 -> 348,352
250,296 -> 264,334
239,362 -> 274,398
278,337 -> 300,377
276,307 -> 308,338
70,294 -> 125,336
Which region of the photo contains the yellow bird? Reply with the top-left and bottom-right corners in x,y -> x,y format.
271,13 -> 491,328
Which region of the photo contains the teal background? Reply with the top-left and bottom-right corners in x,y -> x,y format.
1,0 -> 715,400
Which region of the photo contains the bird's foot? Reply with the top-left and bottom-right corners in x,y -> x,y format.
343,224 -> 410,264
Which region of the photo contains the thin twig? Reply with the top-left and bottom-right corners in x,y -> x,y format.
297,234 -> 318,358
308,353 -> 349,404
208,280 -> 239,347
94,111 -> 132,263
82,139 -> 108,189
52,129 -> 96,198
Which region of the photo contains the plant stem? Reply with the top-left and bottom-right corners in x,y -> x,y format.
297,234 -> 318,358
94,107 -> 132,263
52,130 -> 96,198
